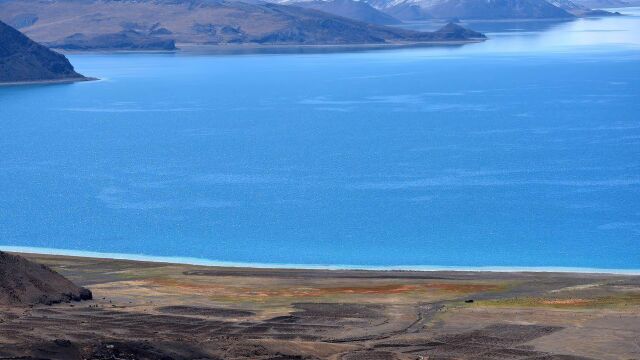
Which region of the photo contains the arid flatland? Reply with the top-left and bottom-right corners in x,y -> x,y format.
0,253 -> 638,359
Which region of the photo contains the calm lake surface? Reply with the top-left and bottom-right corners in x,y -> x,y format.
1,9 -> 639,270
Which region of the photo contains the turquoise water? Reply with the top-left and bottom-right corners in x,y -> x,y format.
1,10 -> 639,270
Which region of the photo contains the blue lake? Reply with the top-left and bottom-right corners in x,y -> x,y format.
1,9 -> 639,270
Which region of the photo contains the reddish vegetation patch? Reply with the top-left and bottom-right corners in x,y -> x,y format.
145,278 -> 500,299
315,283 -> 502,295
147,278 -> 227,294
420,283 -> 502,293
541,299 -> 590,305
312,284 -> 420,295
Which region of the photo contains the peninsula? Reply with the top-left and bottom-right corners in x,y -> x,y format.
0,20 -> 88,84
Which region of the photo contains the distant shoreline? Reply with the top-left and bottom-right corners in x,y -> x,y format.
52,39 -> 486,55
0,76 -> 98,87
177,39 -> 486,50
2,245 -> 638,275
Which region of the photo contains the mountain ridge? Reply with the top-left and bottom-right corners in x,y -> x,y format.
369,0 -> 576,20
0,0 -> 486,50
288,0 -> 403,25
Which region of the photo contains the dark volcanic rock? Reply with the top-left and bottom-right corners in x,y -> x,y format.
341,351 -> 399,360
0,20 -> 85,83
0,251 -> 92,306
291,302 -> 385,319
89,341 -> 217,360
157,305 -> 256,317
50,30 -> 177,51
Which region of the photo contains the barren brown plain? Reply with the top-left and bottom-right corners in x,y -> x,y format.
1,253 -> 639,359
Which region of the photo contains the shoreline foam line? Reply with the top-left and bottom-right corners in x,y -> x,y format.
1,245 -> 639,275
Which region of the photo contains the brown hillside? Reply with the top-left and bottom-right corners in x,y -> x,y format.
0,251 -> 92,306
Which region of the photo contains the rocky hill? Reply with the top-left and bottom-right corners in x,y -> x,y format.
373,0 -> 575,20
276,0 -> 624,20
379,2 -> 433,20
49,30 -> 177,51
550,0 -> 622,15
0,251 -> 92,306
430,0 -> 575,19
572,0 -> 635,7
290,0 -> 402,25
0,20 -> 86,83
0,0 -> 485,49
434,22 -> 486,39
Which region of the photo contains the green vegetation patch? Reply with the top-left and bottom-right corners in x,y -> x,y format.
474,293 -> 640,309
